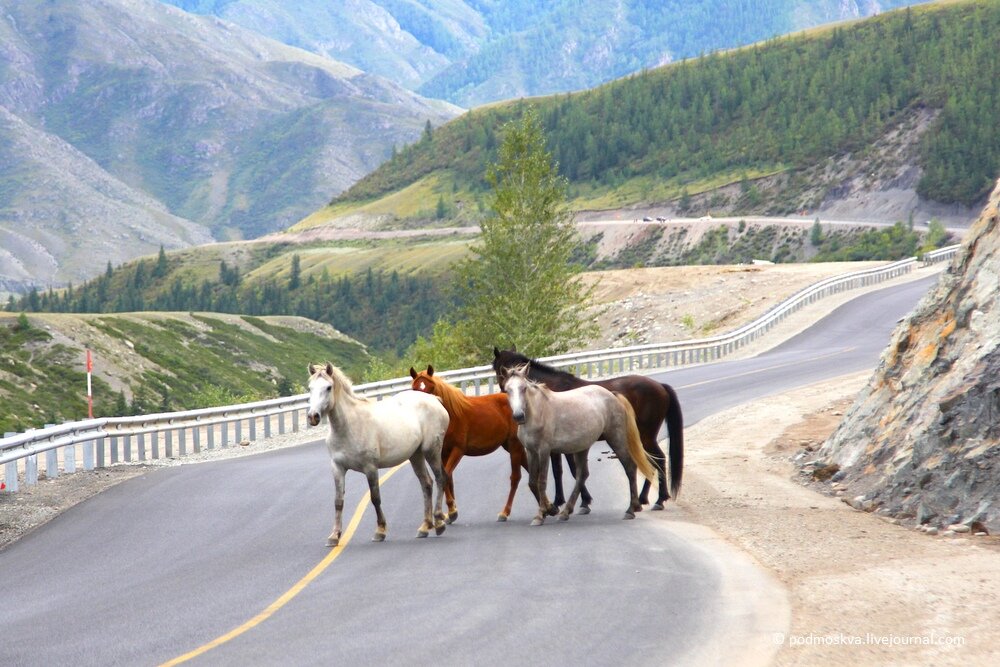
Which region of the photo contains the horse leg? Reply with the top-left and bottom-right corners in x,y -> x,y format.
409,451 -> 436,538
498,443 -> 522,522
637,425 -> 669,509
565,451 -> 593,513
549,452 -> 565,509
327,463 -> 346,547
529,449 -> 552,526
559,452 -> 590,522
423,439 -> 449,535
442,445 -> 464,524
363,466 -> 389,543
607,433 -> 642,520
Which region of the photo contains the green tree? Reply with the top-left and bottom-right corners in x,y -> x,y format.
153,245 -> 168,278
288,254 -> 302,290
810,219 -> 823,246
449,109 -> 597,360
435,195 -> 447,220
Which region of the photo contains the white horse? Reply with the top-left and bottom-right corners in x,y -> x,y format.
503,365 -> 658,526
306,363 -> 450,546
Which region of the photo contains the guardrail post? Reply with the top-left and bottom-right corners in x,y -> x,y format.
83,438 -> 94,471
278,413 -> 286,436
222,421 -> 230,448
110,436 -> 120,464
179,428 -> 187,456
207,424 -> 216,450
3,432 -> 16,493
292,411 -> 299,433
235,420 -> 242,445
138,433 -> 146,461
248,417 -> 256,443
96,436 -> 106,468
264,415 -> 272,440
123,435 -> 132,463
487,377 -> 495,394
45,425 -> 59,479
165,430 -> 173,458
64,441 -> 76,474
151,432 -> 160,460
25,454 -> 37,486
193,427 -> 202,453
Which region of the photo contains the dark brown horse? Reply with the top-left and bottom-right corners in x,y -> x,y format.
492,347 -> 683,509
410,366 -> 553,522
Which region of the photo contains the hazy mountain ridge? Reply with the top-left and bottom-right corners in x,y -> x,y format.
0,105 -> 212,292
0,0 -> 458,294
163,0 -> 928,106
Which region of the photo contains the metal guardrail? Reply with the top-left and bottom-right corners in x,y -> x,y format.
1,246 -> 961,493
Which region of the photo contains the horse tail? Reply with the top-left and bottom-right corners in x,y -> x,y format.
615,394 -> 657,484
661,383 -> 684,499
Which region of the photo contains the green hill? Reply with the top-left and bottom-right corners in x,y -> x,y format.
312,1 -> 998,227
0,311 -> 367,433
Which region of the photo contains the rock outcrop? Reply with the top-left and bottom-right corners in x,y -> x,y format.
819,179 -> 1000,531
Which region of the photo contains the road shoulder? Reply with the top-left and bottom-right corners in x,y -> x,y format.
661,371 -> 1000,666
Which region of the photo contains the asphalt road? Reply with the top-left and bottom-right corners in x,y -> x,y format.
0,275 -> 937,666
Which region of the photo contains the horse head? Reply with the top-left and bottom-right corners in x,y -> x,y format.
306,362 -> 336,426
502,364 -> 535,425
409,365 -> 438,395
492,345 -> 526,390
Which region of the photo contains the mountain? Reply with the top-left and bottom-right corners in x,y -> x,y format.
0,106 -> 212,294
307,1 -> 996,231
817,178 -> 1000,532
162,0 -> 928,107
0,0 -> 458,293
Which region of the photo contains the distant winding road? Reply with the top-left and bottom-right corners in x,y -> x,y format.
0,276 -> 937,666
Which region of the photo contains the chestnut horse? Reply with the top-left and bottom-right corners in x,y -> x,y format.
493,346 -> 683,510
410,366 -> 550,523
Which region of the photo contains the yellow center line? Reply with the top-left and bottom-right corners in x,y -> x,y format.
160,464 -> 405,666
675,347 -> 856,390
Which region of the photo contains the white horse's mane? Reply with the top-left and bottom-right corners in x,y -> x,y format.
312,363 -> 365,406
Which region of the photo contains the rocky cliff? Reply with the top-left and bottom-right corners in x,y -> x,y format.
818,179 -> 1000,531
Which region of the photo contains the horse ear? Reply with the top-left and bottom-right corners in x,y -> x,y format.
511,343 -> 517,352
427,365 -> 434,376
325,362 -> 334,376
308,363 -> 317,375
409,367 -> 417,379
493,346 -> 500,358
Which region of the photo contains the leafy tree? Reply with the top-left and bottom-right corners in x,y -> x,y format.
449,109 -> 597,360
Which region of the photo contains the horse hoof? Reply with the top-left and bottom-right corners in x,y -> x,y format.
578,506 -> 590,515
546,506 -> 559,517
558,512 -> 570,522
416,528 -> 429,538
447,510 -> 458,524
623,511 -> 635,520
530,518 -> 544,526
652,503 -> 665,511
496,514 -> 508,522
373,532 -> 387,542
435,522 -> 446,536
326,536 -> 339,548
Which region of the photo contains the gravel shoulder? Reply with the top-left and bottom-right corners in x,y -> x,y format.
669,372 -> 1000,665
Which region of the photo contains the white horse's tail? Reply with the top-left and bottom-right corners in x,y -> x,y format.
616,394 -> 658,484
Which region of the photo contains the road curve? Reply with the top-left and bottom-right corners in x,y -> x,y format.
0,275 -> 938,666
